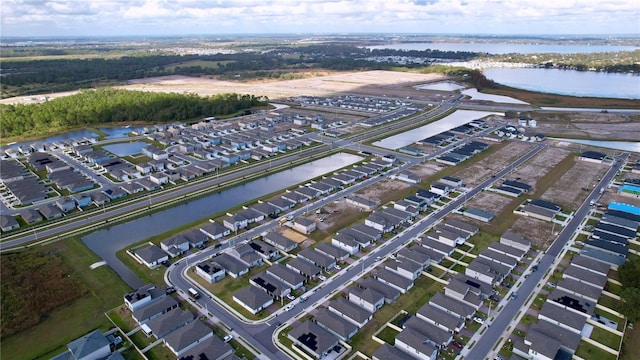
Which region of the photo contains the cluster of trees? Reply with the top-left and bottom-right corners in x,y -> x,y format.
1,251 -> 87,338
618,257 -> 640,322
368,47 -> 479,60
489,50 -> 640,73
0,89 -> 268,138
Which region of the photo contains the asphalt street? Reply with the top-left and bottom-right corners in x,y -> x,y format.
464,153 -> 628,360
167,142 -> 544,359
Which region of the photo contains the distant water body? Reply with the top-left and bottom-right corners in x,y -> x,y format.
484,68 -> 640,99
366,42 -> 639,55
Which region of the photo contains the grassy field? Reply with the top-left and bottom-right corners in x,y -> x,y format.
621,324 -> 640,360
376,326 -> 400,345
164,60 -> 236,71
1,238 -> 131,360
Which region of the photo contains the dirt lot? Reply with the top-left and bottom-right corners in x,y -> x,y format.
119,71 -> 448,102
600,188 -> 640,208
511,216 -> 556,250
452,141 -> 536,184
356,178 -> 415,205
528,111 -> 640,141
541,160 -> 609,210
465,191 -> 516,216
509,147 -> 571,193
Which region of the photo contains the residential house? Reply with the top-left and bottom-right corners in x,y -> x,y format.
360,278 -> 400,304
200,221 -> 231,240
195,260 -> 226,283
500,231 -> 531,252
132,296 -> 179,324
328,298 -> 373,328
373,343 -> 413,360
403,316 -> 453,348
141,308 -> 194,339
124,284 -> 166,311
288,321 -> 339,360
211,253 -> 249,278
163,320 -> 213,356
286,258 -> 322,279
394,330 -> 438,360
19,209 -> 43,225
229,244 -> 263,268
263,232 -> 298,252
429,293 -> 475,320
376,268 -> 414,293
0,215 -> 19,232
266,263 -> 305,290
233,285 -> 274,315
385,260 -> 422,281
314,308 -> 359,342
298,248 -> 336,271
348,286 -> 385,313
177,335 -> 234,360
314,243 -> 349,262
249,239 -> 280,261
250,272 -> 291,299
135,244 -> 169,269
292,217 -> 316,234
51,330 -> 112,360
417,303 -> 465,333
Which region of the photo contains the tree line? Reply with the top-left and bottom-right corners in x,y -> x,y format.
0,89 -> 268,138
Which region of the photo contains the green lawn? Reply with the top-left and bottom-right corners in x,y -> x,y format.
520,313 -> 538,326
590,326 -> 622,351
1,238 -> 131,360
575,340 -> 617,360
376,326 -> 400,345
598,294 -> 621,312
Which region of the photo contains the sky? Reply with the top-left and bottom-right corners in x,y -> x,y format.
2,0 -> 639,38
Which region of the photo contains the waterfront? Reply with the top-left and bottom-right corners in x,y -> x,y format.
82,152 -> 363,287
552,138 -> 640,153
372,110 -> 502,150
366,42 -> 639,54
484,68 -> 640,99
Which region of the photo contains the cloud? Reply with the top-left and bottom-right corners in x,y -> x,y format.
1,0 -> 638,36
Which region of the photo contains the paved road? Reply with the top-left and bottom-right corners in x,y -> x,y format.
167,142 -> 545,359
464,153 -> 628,360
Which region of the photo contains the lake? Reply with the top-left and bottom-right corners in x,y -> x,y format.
484,68 -> 640,99
372,110 -> 503,150
102,141 -> 147,156
82,152 -> 363,287
461,88 -> 529,104
366,42 -> 639,55
552,138 -> 640,153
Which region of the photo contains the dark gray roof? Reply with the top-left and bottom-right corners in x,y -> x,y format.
479,248 -> 518,268
570,254 -> 610,275
233,285 -> 273,310
177,335 -> 233,360
529,320 -> 581,352
556,278 -> 602,300
163,320 -> 212,354
1,214 -> 19,229
360,278 -> 401,302
263,231 -> 297,251
329,298 -> 372,324
429,293 -> 475,319
289,321 -> 339,357
403,316 -> 452,346
539,302 -> 586,332
19,208 -> 43,224
501,231 -> 531,247
563,264 -> 607,288
298,248 -> 336,268
251,272 -> 289,297
524,329 -> 561,360
417,303 -> 463,332
67,330 -> 109,360
136,244 -> 167,263
132,296 -> 178,322
372,343 -> 410,360
349,286 -> 384,305
595,222 -> 637,239
212,253 -> 249,275
314,242 -> 349,260
397,248 -> 430,265
144,308 -> 194,338
266,263 -> 305,288
394,330 -> 438,357
548,288 -> 596,316
487,242 -> 526,259
286,258 -> 321,277
585,239 -> 628,255
314,308 -> 358,340
376,268 -> 414,290
251,202 -> 280,216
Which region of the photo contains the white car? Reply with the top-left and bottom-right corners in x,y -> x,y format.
284,304 -> 295,311
286,294 -> 296,301
473,316 -> 485,324
335,265 -> 342,270
318,275 -> 327,281
223,334 -> 233,343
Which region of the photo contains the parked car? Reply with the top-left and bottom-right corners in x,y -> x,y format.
335,265 -> 342,270
284,304 -> 295,311
318,275 -> 327,281
286,294 -> 296,301
511,292 -> 518,300
473,316 -> 485,324
451,340 -> 463,349
223,334 -> 233,343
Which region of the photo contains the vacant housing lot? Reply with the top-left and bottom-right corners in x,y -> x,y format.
541,160 -> 609,210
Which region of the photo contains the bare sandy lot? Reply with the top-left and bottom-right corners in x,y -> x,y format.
531,112 -> 640,141
465,191 -> 515,216
541,160 -> 609,210
356,178 -> 414,205
510,216 -> 556,250
121,71 -> 448,101
452,141 -> 536,184
509,147 -> 571,193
